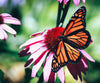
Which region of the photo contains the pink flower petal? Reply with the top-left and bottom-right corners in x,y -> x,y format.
19,42 -> 45,57
31,32 -> 43,37
81,58 -> 88,68
67,57 -> 88,81
67,63 -> 78,80
55,73 -> 56,81
80,50 -> 95,62
64,0 -> 69,4
19,35 -> 44,48
0,28 -> 5,40
1,13 -> 12,17
3,17 -> 21,25
82,0 -> 85,3
48,71 -> 56,83
25,47 -> 47,68
24,58 -> 33,67
1,24 -> 16,35
31,30 -> 46,37
28,42 -> 45,54
0,28 -> 8,41
57,67 -> 65,83
18,47 -> 31,57
82,57 -> 88,72
31,50 -> 49,77
58,0 -> 63,3
34,50 -> 48,65
43,52 -> 53,82
73,0 -> 80,6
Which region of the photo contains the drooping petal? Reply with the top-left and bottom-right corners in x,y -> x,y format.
0,28 -> 8,41
48,71 -> 55,83
31,50 -> 49,77
82,0 -> 85,3
25,47 -> 47,68
80,50 -> 95,62
81,56 -> 88,72
1,24 -> 17,35
55,73 -> 56,82
0,28 -> 5,40
67,63 -> 78,80
19,35 -> 44,48
67,57 -> 88,81
81,58 -> 88,68
57,67 -> 65,83
73,0 -> 80,6
3,17 -> 21,25
43,52 -> 53,82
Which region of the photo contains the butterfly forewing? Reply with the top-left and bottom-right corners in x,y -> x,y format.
64,6 -> 86,36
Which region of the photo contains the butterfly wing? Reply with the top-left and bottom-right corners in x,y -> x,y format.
63,6 -> 91,49
66,30 -> 91,49
64,6 -> 86,36
52,41 -> 82,73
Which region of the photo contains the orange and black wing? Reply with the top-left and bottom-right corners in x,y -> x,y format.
64,6 -> 86,36
52,41 -> 82,73
63,6 -> 91,49
66,30 -> 91,49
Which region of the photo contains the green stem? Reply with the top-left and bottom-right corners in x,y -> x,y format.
56,2 -> 63,27
60,0 -> 71,27
37,73 -> 43,83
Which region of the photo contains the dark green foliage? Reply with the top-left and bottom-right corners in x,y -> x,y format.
24,68 -> 32,83
0,70 -> 4,83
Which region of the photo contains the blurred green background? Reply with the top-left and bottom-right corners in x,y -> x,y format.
0,0 -> 100,83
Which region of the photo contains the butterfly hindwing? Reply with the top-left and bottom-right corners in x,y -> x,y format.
64,42 -> 82,63
52,41 -> 82,73
66,30 -> 91,49
52,41 -> 68,72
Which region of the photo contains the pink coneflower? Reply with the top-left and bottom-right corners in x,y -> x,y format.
0,13 -> 21,41
19,27 -> 94,82
58,0 -> 85,6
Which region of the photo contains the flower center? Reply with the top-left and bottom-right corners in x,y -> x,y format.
44,27 -> 64,52
0,15 -> 4,24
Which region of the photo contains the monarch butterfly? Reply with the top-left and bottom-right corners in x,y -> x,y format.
52,6 -> 91,73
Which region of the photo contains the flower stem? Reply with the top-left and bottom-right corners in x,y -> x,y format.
56,0 -> 71,27
56,2 -> 63,27
60,1 -> 71,27
37,73 -> 43,83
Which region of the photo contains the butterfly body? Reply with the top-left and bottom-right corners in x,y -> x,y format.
52,6 -> 91,73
